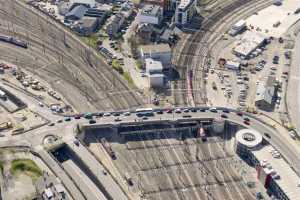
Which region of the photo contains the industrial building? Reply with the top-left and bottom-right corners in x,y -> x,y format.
73,16 -> 100,36
139,44 -> 172,67
65,5 -> 88,20
233,31 -> 266,58
137,5 -> 163,25
174,0 -> 196,25
255,76 -> 277,111
235,129 -> 300,200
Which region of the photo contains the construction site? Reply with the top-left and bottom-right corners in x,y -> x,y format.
80,119 -> 258,200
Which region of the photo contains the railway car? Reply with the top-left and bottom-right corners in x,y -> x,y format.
0,35 -> 11,42
0,34 -> 28,49
11,38 -> 28,48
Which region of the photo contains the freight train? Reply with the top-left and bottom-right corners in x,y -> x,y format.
0,35 -> 28,49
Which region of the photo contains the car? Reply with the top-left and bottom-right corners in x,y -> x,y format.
57,119 -> 63,123
175,109 -> 181,113
156,110 -> 163,114
124,112 -> 131,116
244,120 -> 250,125
222,109 -> 230,113
74,140 -> 80,146
271,67 -> 277,70
64,117 -> 71,122
74,115 -> 81,119
282,71 -> 288,75
237,112 -> 243,116
190,108 -> 197,112
209,107 -> 217,113
114,118 -> 122,122
166,109 -> 173,114
183,114 -> 191,118
142,116 -> 148,120
221,114 -> 228,118
273,55 -> 279,61
264,133 -> 271,139
103,113 -> 111,117
183,109 -> 190,113
244,117 -> 250,122
113,113 -> 120,116
48,122 -> 55,126
89,119 -> 96,124
199,109 -> 206,112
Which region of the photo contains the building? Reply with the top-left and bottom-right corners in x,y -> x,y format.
73,16 -> 100,36
85,7 -> 108,18
174,0 -> 196,25
235,129 -> 300,200
137,23 -> 154,43
137,5 -> 163,25
145,58 -> 163,74
149,74 -> 164,88
139,44 -> 171,67
70,0 -> 96,9
228,19 -> 247,36
255,76 -> 277,111
106,13 -> 125,37
225,60 -> 240,70
65,5 -> 88,20
233,31 -> 266,58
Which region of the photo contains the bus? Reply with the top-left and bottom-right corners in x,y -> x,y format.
135,108 -> 154,117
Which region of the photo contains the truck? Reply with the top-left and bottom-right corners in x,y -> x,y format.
228,20 -> 247,36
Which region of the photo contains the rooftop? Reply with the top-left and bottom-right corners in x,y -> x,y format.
140,43 -> 171,54
252,145 -> 300,200
234,31 -> 266,57
141,4 -> 162,17
145,58 -> 163,73
255,76 -> 276,104
236,129 -> 262,148
178,0 -> 194,10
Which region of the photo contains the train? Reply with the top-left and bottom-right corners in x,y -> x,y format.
0,35 -> 28,49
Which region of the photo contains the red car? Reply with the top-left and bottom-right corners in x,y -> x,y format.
74,115 -> 81,119
237,112 -> 243,116
244,120 -> 250,125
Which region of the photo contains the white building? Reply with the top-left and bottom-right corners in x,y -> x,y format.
149,74 -> 164,88
145,58 -> 163,74
70,0 -> 96,8
137,5 -> 163,25
233,31 -> 266,58
225,60 -> 240,70
145,58 -> 164,88
228,19 -> 247,36
175,0 -> 196,25
139,44 -> 171,67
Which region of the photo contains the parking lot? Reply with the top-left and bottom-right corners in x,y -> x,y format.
207,29 -> 292,114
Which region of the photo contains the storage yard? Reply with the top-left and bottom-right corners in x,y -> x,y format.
82,121 -> 258,200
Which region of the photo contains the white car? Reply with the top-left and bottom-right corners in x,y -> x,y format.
123,112 -> 131,116
103,113 -> 111,117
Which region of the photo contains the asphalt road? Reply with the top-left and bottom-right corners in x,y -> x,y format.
0,0 -> 144,112
287,23 -> 300,134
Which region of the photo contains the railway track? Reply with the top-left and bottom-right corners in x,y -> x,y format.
0,0 -> 144,111
174,0 -> 274,106
119,129 -> 255,200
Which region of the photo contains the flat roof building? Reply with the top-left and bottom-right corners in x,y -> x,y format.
137,5 -> 163,25
139,44 -> 171,67
175,0 -> 196,25
255,76 -> 276,111
73,16 -> 100,36
233,31 -> 266,58
145,58 -> 163,74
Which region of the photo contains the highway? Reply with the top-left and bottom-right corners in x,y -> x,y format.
0,0 -> 144,112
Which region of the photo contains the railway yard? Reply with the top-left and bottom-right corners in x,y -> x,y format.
0,0 -> 300,200
0,0 -> 144,112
